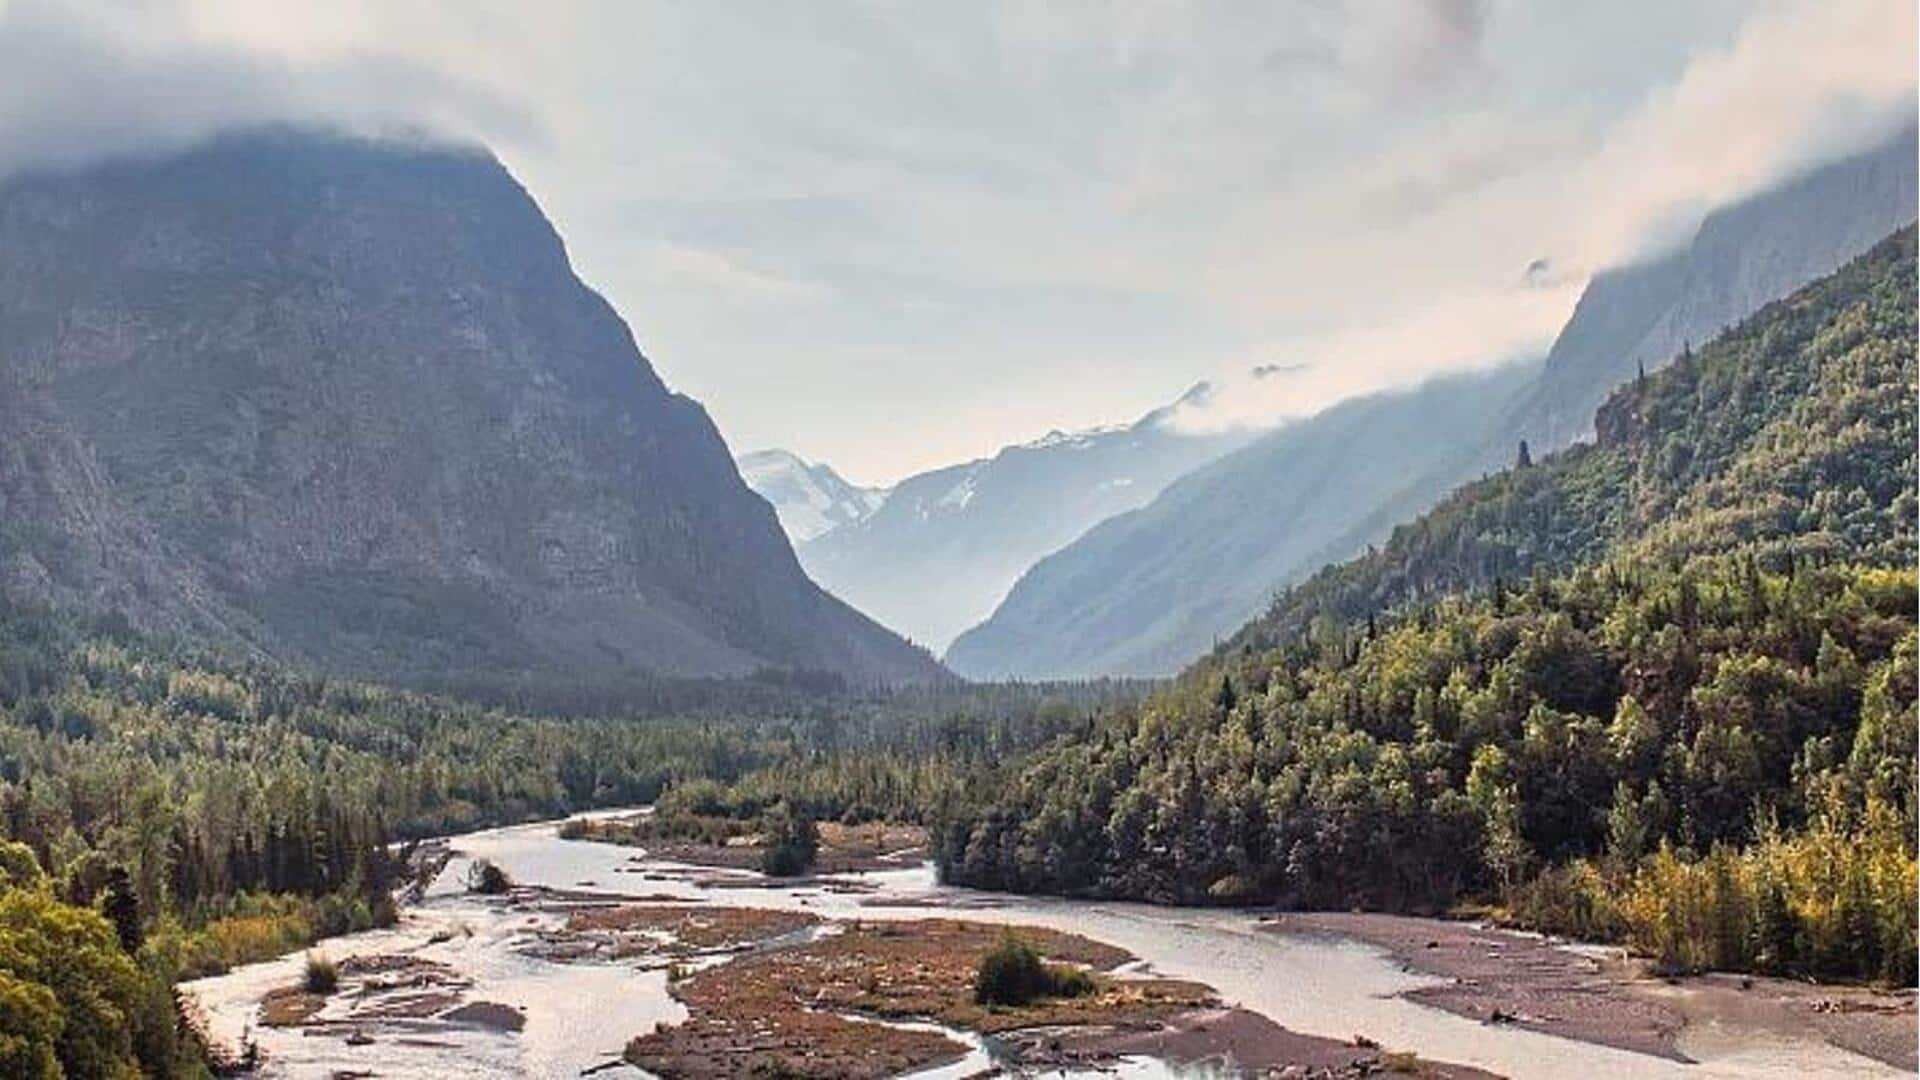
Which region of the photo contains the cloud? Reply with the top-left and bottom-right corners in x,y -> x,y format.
1171,0 -> 1914,439
641,245 -> 836,307
0,1 -> 1912,483
0,0 -> 535,178
1163,278 -> 1573,435
1562,0 -> 1918,268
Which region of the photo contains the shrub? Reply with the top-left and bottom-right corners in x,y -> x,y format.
1047,964 -> 1095,998
759,802 -> 820,878
973,934 -> 1096,1006
303,952 -> 338,994
466,859 -> 512,895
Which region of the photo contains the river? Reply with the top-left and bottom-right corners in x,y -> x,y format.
183,812 -> 1907,1079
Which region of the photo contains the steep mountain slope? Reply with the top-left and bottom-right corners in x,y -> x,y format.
1508,124 -> 1917,453
795,387 -> 1252,652
945,363 -> 1535,678
949,128 -> 1918,680
1233,226 -> 1917,653
0,130 -> 944,686
934,227 -> 1918,942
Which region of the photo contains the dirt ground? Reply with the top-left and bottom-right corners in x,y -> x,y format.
1041,1007 -> 1503,1079
1266,911 -> 1916,1071
625,912 -> 1499,1079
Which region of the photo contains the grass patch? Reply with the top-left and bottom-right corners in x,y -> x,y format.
303,952 -> 339,993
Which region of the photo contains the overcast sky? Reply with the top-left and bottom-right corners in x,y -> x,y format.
1,1 -> 1913,484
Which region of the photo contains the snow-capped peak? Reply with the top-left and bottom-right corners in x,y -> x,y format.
737,449 -> 887,543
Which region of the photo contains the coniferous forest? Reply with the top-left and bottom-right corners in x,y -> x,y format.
0,597 -> 1120,1076
932,229 -> 1919,983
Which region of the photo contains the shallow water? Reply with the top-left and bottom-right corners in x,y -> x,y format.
185,813 -> 1907,1079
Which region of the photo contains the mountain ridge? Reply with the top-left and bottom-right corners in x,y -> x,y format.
933,224 -> 1918,925
0,129 -> 946,688
944,362 -> 1537,677
947,126 -> 1919,680
1229,225 -> 1918,655
736,448 -> 887,544
792,384 -> 1255,652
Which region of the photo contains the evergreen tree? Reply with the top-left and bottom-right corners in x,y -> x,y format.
101,868 -> 142,955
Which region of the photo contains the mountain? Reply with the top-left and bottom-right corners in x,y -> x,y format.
737,449 -> 886,543
1230,224 -> 1917,655
934,227 -> 1917,939
948,127 -> 1918,680
944,363 -> 1537,678
1508,124 -> 1918,454
0,130 -> 945,688
793,387 -> 1254,653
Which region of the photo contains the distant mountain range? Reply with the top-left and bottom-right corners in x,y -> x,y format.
0,130 -> 946,688
746,386 -> 1254,653
947,125 -> 1918,680
944,362 -> 1537,677
736,449 -> 887,544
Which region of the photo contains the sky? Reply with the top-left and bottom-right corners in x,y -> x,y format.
0,1 -> 1913,485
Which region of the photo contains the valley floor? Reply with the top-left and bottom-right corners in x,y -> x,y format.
182,812 -> 1914,1079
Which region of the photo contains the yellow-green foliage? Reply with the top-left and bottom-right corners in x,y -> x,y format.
0,853 -> 159,1079
1513,797 -> 1915,983
148,901 -> 310,982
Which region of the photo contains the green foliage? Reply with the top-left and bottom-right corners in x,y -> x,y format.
973,934 -> 1094,1006
0,842 -> 45,892
0,866 -> 150,1079
1516,796 -> 1915,981
0,969 -> 61,1080
102,867 -> 141,955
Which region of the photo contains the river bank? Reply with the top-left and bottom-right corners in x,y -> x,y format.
181,811 -> 1913,1078
1267,912 -> 1916,1072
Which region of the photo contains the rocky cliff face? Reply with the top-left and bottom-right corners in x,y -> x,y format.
0,130 -> 944,686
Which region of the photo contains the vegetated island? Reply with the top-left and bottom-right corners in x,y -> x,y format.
561,805 -> 929,876
614,910 -> 1495,1079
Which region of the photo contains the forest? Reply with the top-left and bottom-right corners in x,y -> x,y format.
0,597 -> 1116,1077
933,229 -> 1919,983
